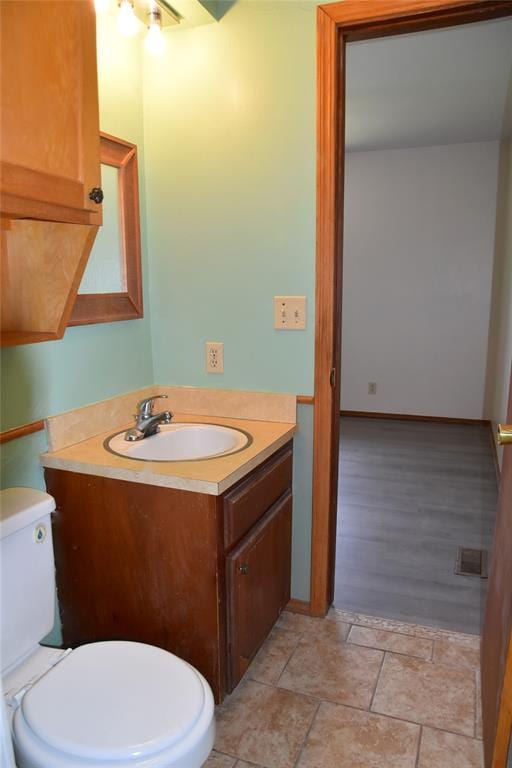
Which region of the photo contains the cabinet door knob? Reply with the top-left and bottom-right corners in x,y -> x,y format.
88,187 -> 104,204
238,563 -> 249,575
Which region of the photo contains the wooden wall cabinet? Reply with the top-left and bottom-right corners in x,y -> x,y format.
1,0 -> 101,226
0,0 -> 102,346
44,442 -> 293,702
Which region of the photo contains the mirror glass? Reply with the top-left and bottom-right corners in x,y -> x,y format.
78,163 -> 125,294
69,132 -> 143,327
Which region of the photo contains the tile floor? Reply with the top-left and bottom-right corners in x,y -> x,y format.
204,609 -> 483,768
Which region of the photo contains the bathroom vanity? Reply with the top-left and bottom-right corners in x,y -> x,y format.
44,439 -> 293,702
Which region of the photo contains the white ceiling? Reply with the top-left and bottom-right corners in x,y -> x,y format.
346,18 -> 512,152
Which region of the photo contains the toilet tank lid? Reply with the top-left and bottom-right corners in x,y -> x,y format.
0,488 -> 55,539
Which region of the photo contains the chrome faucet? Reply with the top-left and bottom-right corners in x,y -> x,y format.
124,395 -> 173,442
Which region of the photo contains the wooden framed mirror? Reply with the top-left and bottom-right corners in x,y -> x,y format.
68,132 -> 143,326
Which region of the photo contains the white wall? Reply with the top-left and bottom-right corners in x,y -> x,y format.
341,141 -> 500,419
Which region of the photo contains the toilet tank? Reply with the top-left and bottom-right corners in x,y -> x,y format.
0,488 -> 56,675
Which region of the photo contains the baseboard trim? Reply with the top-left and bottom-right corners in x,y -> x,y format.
488,421 -> 501,486
286,598 -> 312,615
340,410 -> 490,427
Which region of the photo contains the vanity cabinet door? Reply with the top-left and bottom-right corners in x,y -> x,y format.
0,0 -> 101,225
226,491 -> 292,690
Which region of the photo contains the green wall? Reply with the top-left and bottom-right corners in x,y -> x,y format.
292,404 -> 314,600
142,1 -> 317,600
142,1 -> 316,393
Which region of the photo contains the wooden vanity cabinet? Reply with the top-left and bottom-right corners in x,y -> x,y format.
44,442 -> 293,702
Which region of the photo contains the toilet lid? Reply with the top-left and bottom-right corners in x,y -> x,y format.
20,641 -> 206,761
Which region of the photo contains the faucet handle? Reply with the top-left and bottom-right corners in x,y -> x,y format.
137,394 -> 168,419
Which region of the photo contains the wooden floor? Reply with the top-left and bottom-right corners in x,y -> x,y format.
334,418 -> 498,635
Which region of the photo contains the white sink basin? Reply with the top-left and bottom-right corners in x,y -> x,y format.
106,423 -> 251,462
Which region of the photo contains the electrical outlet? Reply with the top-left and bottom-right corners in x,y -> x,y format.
274,296 -> 307,330
205,342 -> 224,374
368,382 -> 377,395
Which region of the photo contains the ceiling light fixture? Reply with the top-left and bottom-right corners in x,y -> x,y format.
117,0 -> 139,37
144,4 -> 166,55
94,0 -> 112,13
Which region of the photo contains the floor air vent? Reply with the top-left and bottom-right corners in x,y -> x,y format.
455,547 -> 488,578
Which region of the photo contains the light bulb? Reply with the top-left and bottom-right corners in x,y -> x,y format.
144,21 -> 166,55
117,0 -> 139,37
94,0 -> 111,13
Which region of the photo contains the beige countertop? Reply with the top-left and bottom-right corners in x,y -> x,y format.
41,413 -> 297,496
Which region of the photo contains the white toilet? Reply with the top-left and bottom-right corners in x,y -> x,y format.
1,487 -> 215,768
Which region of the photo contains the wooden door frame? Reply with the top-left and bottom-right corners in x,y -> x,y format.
311,0 -> 512,613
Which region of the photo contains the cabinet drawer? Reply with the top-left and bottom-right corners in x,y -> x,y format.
223,443 -> 292,549
226,490 -> 292,690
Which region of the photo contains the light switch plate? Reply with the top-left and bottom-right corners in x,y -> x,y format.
274,296 -> 306,330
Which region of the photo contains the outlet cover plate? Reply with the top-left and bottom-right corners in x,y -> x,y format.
274,296 -> 306,330
205,341 -> 224,374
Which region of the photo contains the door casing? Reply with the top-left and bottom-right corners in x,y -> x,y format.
311,0 -> 512,617
311,2 -> 512,763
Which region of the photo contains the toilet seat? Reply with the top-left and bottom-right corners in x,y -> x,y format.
11,641 -> 215,768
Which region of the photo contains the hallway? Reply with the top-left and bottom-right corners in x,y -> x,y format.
334,418 -> 498,634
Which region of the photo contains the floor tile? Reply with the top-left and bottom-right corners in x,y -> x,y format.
418,726 -> 483,767
348,625 -> 433,659
372,653 -> 475,736
236,763 -> 264,768
276,612 -> 326,634
297,701 -> 419,768
276,611 -> 350,642
306,618 -> 351,643
434,637 -> 481,669
203,752 -> 237,767
215,679 -> 318,768
247,627 -> 301,685
278,635 -> 383,708
330,607 -> 480,644
277,612 -> 351,643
